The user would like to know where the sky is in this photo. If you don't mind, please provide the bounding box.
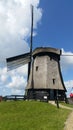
[0,0,73,97]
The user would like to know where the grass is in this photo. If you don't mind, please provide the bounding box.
[60,101,73,108]
[0,101,71,130]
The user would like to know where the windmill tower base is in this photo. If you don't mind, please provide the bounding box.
[26,89,67,102]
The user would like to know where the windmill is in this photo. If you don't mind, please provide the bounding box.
[6,5,67,104]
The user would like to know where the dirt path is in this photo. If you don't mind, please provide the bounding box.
[49,101,73,130]
[49,101,73,110]
[64,110,73,130]
[55,103,73,130]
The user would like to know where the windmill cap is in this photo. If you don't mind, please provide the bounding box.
[32,47,61,56]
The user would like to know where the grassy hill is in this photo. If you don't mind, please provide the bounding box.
[0,101,71,130]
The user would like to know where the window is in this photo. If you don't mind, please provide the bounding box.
[50,57,52,61]
[36,66,38,71]
[53,78,55,85]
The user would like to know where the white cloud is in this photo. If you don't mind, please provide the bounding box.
[64,80,73,97]
[60,48,73,97]
[11,89,23,95]
[0,67,7,75]
[0,65,28,96]
[8,76,26,89]
[0,0,42,96]
[64,80,73,89]
[61,48,73,71]
[0,0,42,59]
[1,75,7,82]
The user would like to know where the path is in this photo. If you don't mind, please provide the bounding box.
[64,110,73,130]
[49,101,73,110]
[49,101,73,130]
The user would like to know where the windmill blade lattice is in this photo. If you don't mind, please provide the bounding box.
[7,52,30,71]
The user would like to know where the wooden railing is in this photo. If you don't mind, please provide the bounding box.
[3,95,27,101]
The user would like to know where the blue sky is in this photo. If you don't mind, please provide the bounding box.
[34,0,73,51]
[0,0,73,97]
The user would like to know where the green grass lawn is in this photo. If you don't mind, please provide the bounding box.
[0,101,71,130]
[60,101,73,108]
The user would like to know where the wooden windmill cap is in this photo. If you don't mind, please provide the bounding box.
[32,47,61,56]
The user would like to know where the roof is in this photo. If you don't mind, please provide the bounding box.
[33,47,61,56]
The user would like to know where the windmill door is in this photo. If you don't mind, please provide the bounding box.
[50,89,54,100]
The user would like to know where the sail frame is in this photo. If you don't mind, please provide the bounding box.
[6,52,31,70]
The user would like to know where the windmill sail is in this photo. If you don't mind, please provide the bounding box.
[28,5,33,80]
[7,52,30,70]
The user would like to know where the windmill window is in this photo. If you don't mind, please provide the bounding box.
[53,79,55,84]
[36,66,38,71]
[50,57,52,61]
